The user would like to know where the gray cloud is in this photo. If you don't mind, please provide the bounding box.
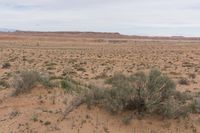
[0,0,200,36]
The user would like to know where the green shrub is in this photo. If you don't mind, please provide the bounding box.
[39,74,54,88]
[60,77,82,94]
[61,80,74,92]
[83,69,193,118]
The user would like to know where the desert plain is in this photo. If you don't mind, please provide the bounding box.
[0,32,200,133]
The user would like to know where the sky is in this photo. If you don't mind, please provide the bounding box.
[1,0,200,36]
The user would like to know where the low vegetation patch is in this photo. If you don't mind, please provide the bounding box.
[10,70,53,96]
[10,69,83,96]
[60,76,87,94]
[82,69,199,121]
[85,69,175,116]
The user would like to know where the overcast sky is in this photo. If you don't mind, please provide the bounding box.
[1,0,200,36]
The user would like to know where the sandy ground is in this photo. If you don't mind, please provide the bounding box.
[1,32,200,132]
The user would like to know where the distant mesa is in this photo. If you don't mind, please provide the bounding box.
[0,29,200,40]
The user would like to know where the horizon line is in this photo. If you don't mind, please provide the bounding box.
[1,29,200,38]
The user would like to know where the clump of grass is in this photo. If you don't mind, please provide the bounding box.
[31,114,38,122]
[10,70,53,96]
[60,77,82,94]
[40,74,55,88]
[83,69,195,119]
[61,80,74,92]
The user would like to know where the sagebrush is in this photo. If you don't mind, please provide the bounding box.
[83,69,197,118]
[11,70,53,96]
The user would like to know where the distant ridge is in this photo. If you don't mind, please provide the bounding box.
[0,30,200,40]
[0,28,16,32]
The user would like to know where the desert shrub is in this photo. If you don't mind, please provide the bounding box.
[61,80,74,92]
[39,75,55,88]
[61,76,82,94]
[11,70,52,96]
[84,86,106,108]
[11,70,40,95]
[173,91,193,103]
[83,69,193,118]
[108,69,176,115]
[2,62,11,69]
[192,97,200,113]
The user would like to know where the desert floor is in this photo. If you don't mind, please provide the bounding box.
[0,32,200,133]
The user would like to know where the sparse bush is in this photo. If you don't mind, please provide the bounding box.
[2,62,11,69]
[83,69,193,118]
[61,80,74,92]
[11,70,40,95]
[31,114,38,122]
[84,86,106,108]
[40,74,55,88]
[192,97,200,113]
[61,77,82,94]
[11,70,53,96]
[173,91,192,103]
